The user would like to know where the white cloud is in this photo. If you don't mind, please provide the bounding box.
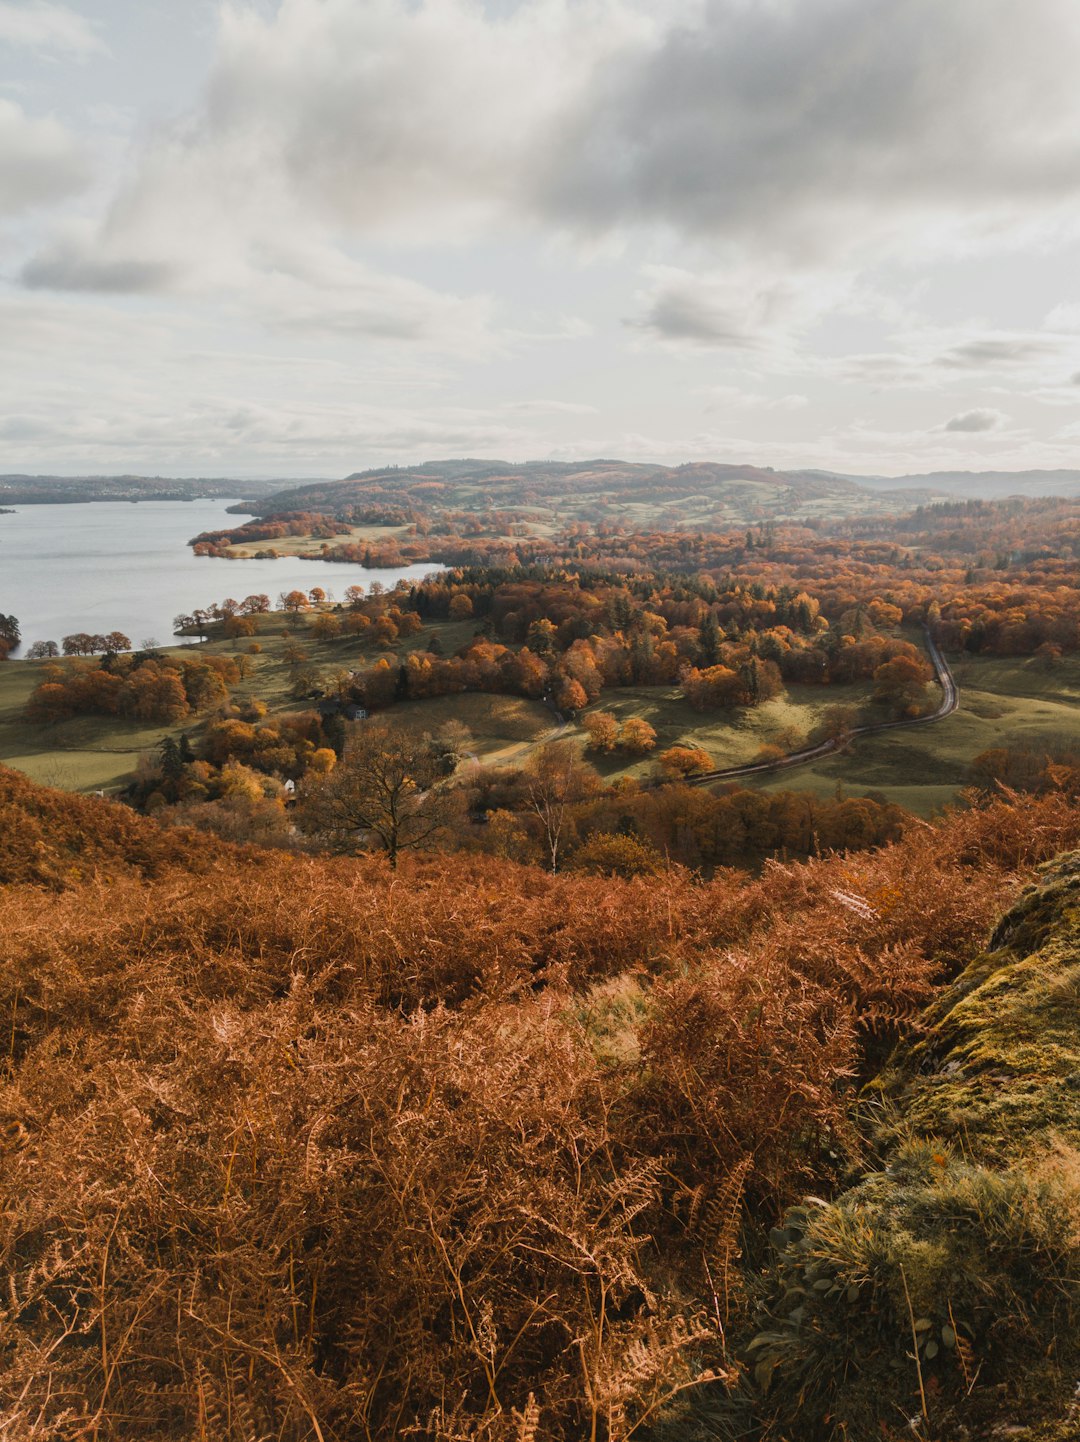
[700,385,808,412]
[0,97,88,216]
[943,408,1007,433]
[0,287,527,472]
[22,0,1080,378]
[204,0,1080,264]
[508,399,598,415]
[11,0,1080,475]
[1046,301,1080,331]
[22,209,501,355]
[36,0,1080,305]
[0,392,538,469]
[826,323,1080,395]
[0,2,105,57]
[198,0,662,239]
[17,0,663,312]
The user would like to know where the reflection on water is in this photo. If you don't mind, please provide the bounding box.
[0,500,441,649]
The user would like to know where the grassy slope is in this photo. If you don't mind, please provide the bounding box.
[221,521,410,557]
[388,691,554,763]
[567,681,872,778]
[0,614,485,793]
[561,652,1080,818]
[4,639,1078,813]
[752,651,1080,816]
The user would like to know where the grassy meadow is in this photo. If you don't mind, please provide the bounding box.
[560,651,1080,816]
[754,651,1080,814]
[0,611,485,794]
[221,521,412,557]
[2,622,1078,818]
[566,681,869,775]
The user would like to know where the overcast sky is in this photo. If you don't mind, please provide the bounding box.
[5,0,1080,478]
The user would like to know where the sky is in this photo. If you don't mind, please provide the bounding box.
[4,0,1080,479]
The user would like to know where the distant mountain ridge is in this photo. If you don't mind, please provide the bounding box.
[0,475,287,504]
[841,467,1080,497]
[6,461,1078,518]
[234,457,1080,528]
[231,457,886,525]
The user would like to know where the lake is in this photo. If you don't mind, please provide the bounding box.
[0,500,442,649]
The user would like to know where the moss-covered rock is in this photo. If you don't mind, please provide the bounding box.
[736,852,1080,1441]
[871,851,1080,1161]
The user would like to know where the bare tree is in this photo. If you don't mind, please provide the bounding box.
[523,739,599,872]
[296,720,457,866]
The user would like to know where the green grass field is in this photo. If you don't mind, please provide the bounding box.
[223,521,411,557]
[0,611,482,794]
[390,692,555,764]
[561,651,1080,817]
[3,634,1078,817]
[751,651,1080,816]
[565,681,872,781]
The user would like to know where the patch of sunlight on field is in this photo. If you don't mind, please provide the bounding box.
[567,681,874,782]
[4,750,145,792]
[753,653,1080,817]
[392,693,555,762]
[225,523,410,557]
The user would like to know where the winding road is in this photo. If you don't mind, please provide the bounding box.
[688,627,959,787]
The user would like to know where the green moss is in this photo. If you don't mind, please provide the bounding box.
[873,854,1080,1161]
[697,852,1080,1442]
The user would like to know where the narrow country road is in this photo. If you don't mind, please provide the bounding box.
[688,627,959,787]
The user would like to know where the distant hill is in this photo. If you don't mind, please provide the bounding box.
[8,461,1075,520]
[234,457,929,527]
[0,474,280,504]
[838,467,1080,498]
[245,456,1080,528]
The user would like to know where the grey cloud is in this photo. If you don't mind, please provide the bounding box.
[21,247,178,293]
[1072,371,1080,385]
[25,0,1080,321]
[936,338,1059,369]
[633,292,758,348]
[628,267,796,348]
[48,0,1080,269]
[0,99,89,215]
[833,353,923,386]
[543,0,1080,252]
[944,408,1006,432]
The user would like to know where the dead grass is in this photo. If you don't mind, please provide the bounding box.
[3,769,1080,1437]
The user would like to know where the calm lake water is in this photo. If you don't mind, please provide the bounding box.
[0,500,441,649]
